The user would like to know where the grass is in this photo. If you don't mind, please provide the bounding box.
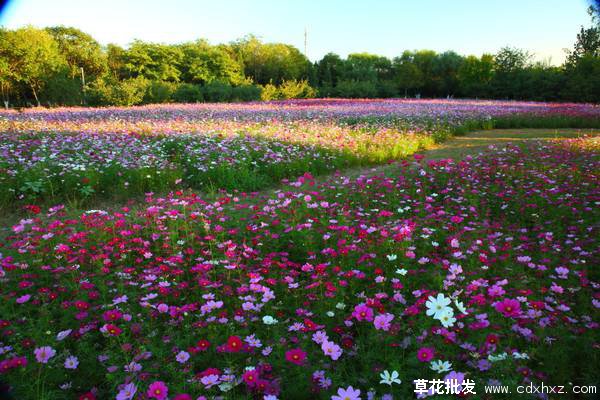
[422,128,599,160]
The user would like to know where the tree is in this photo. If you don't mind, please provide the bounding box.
[121,40,183,82]
[45,26,107,81]
[179,40,244,85]
[316,52,344,88]
[228,36,310,84]
[492,47,531,99]
[393,52,424,97]
[0,26,66,106]
[457,54,494,98]
[434,51,464,96]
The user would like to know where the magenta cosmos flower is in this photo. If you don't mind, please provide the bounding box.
[285,348,307,365]
[331,385,361,400]
[494,298,522,318]
[417,347,435,362]
[147,381,168,400]
[34,346,56,364]
[352,303,374,322]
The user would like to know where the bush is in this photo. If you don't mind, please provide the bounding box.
[377,80,398,98]
[335,80,378,98]
[231,84,262,101]
[87,77,149,106]
[260,83,280,101]
[278,79,316,99]
[40,72,82,106]
[202,81,233,102]
[143,81,176,104]
[172,83,203,103]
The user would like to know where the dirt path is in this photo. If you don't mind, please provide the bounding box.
[421,128,598,161]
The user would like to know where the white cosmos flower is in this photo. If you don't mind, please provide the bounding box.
[426,293,452,319]
[454,299,468,315]
[262,315,278,325]
[386,254,398,261]
[395,268,408,276]
[439,309,456,328]
[379,370,402,385]
[430,360,452,373]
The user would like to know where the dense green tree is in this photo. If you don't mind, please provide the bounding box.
[0,26,66,105]
[229,36,310,84]
[120,41,183,82]
[392,52,424,97]
[179,41,244,85]
[457,54,494,98]
[45,26,107,81]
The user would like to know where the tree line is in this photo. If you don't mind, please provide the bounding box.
[1,6,598,107]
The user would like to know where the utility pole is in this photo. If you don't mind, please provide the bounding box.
[80,67,86,105]
[304,27,307,58]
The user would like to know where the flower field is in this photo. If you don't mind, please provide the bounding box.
[1,99,599,211]
[0,100,599,399]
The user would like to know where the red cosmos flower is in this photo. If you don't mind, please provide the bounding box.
[285,348,307,365]
[196,339,211,351]
[486,334,499,346]
[226,335,243,352]
[78,393,96,400]
[242,369,259,387]
[24,205,41,214]
[104,324,122,336]
[102,309,122,321]
[196,367,221,379]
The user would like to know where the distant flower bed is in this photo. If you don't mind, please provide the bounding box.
[1,99,599,209]
[1,137,598,399]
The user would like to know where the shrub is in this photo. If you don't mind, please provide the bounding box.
[202,81,233,102]
[143,80,176,104]
[231,84,262,101]
[172,83,203,103]
[260,83,280,101]
[335,80,378,98]
[278,79,316,99]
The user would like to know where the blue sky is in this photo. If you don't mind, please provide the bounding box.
[0,0,595,64]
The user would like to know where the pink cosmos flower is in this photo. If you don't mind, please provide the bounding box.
[417,347,434,362]
[16,294,31,304]
[147,381,168,400]
[331,385,361,400]
[321,340,343,360]
[34,346,56,364]
[373,313,394,331]
[352,303,374,322]
[494,298,522,318]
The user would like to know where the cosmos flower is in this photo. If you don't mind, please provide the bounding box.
[331,385,361,400]
[417,347,435,362]
[285,348,307,365]
[426,293,452,319]
[379,370,402,385]
[34,346,56,364]
[147,381,168,400]
[430,360,452,374]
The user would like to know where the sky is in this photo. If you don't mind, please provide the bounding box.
[0,0,595,64]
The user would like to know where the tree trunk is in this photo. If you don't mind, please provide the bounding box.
[31,85,40,107]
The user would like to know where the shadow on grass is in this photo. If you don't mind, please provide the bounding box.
[423,128,599,161]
